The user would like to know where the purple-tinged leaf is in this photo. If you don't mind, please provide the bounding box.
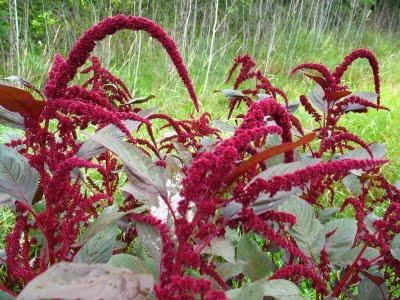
[324,218,357,258]
[342,92,378,112]
[0,106,25,130]
[91,134,167,202]
[73,224,117,264]
[390,233,400,261]
[135,222,162,269]
[108,254,151,274]
[0,145,38,206]
[222,89,246,98]
[280,196,325,259]
[17,262,153,300]
[309,85,328,112]
[237,234,274,280]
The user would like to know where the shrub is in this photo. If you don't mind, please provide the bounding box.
[0,15,398,300]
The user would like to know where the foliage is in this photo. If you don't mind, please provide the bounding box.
[0,15,398,300]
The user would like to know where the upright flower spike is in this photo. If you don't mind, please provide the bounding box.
[44,15,199,111]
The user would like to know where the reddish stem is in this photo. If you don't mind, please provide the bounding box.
[331,243,368,297]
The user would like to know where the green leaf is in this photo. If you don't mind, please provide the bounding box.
[226,278,302,300]
[211,119,236,132]
[354,276,388,300]
[324,218,357,258]
[202,237,235,263]
[108,254,151,274]
[317,207,340,224]
[330,246,379,267]
[390,233,400,261]
[226,282,264,300]
[365,213,379,235]
[343,174,362,195]
[215,262,244,281]
[0,145,38,206]
[91,133,167,202]
[17,262,153,300]
[76,119,142,160]
[76,205,126,246]
[222,89,246,98]
[248,192,302,219]
[237,235,274,280]
[280,196,325,259]
[0,290,15,300]
[136,222,162,270]
[73,224,117,264]
[260,279,303,299]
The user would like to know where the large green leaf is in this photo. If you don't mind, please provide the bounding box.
[17,262,153,300]
[237,235,274,280]
[108,254,151,274]
[390,233,400,261]
[317,207,340,224]
[226,282,264,300]
[0,145,38,206]
[74,224,117,264]
[215,262,244,281]
[353,276,388,300]
[202,237,235,263]
[324,218,357,258]
[330,246,379,267]
[280,196,325,259]
[226,278,302,300]
[136,222,162,270]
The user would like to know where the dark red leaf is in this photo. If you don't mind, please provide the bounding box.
[32,186,43,205]
[223,132,316,186]
[361,271,385,286]
[304,73,327,88]
[0,84,45,118]
[327,90,352,101]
